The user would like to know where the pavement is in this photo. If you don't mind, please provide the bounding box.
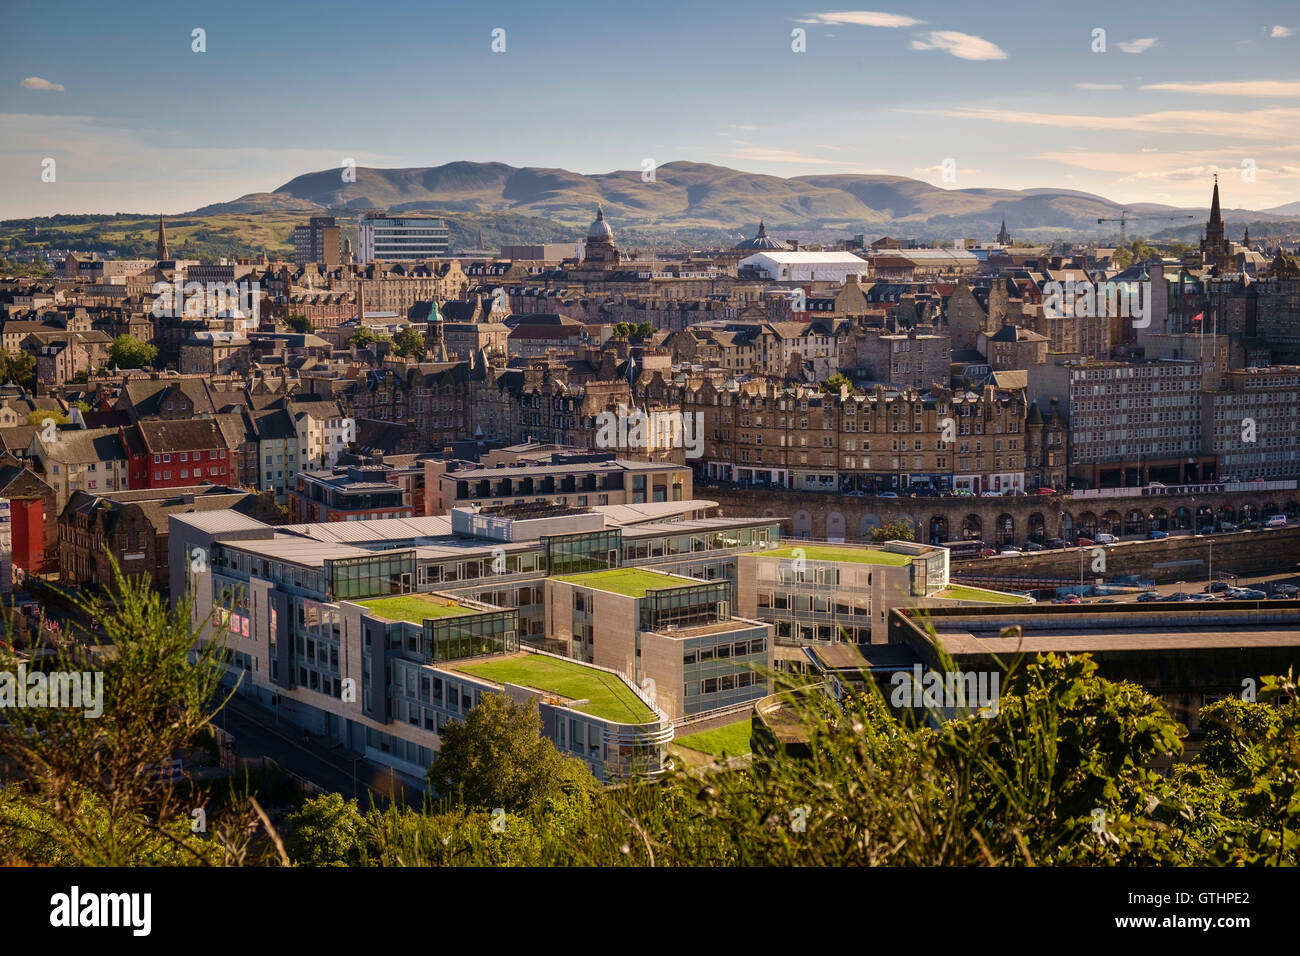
[212,694,422,808]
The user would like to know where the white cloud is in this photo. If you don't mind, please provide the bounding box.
[730,145,860,166]
[1142,80,1300,97]
[1117,37,1158,54]
[909,30,1007,60]
[21,76,65,92]
[1271,25,1293,38]
[1075,82,1123,90]
[926,105,1300,139]
[798,11,922,27]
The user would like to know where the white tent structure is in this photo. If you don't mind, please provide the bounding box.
[737,251,870,283]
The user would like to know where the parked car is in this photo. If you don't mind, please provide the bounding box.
[1094,533,1118,545]
[1251,477,1267,483]
[1235,588,1267,600]
[1035,487,1057,495]
[1137,591,1162,602]
[1075,536,1095,547]
[1053,594,1082,605]
[878,491,898,498]
[1165,592,1192,602]
[1188,592,1218,601]
[1024,541,1044,552]
[999,549,1024,557]
[1045,537,1065,549]
[980,547,997,557]
[1205,581,1231,593]
[1147,529,1168,539]
[1266,514,1288,528]
[1273,583,1299,595]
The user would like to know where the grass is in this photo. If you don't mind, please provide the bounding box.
[756,545,912,567]
[453,655,656,724]
[355,595,476,623]
[675,719,753,758]
[938,586,1030,605]
[556,568,689,597]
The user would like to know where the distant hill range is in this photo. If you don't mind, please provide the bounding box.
[193,160,1298,243]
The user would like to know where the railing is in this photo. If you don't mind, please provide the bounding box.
[1071,479,1296,500]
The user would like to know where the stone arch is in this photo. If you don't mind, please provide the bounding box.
[929,515,949,544]
[1100,510,1122,535]
[1240,503,1258,525]
[1124,509,1145,536]
[826,511,846,543]
[1077,511,1098,538]
[1217,504,1235,528]
[1149,507,1169,531]
[1027,512,1045,543]
[859,513,881,541]
[792,509,812,539]
[890,514,918,539]
[1172,506,1190,530]
[1285,500,1300,518]
[1195,504,1214,530]
[995,513,1015,546]
[1060,512,1074,541]
[961,514,982,540]
[1261,502,1279,518]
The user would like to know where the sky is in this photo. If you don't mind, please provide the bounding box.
[1,0,1298,218]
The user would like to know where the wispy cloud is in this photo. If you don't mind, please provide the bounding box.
[21,76,64,92]
[729,145,860,166]
[924,106,1299,139]
[909,30,1007,60]
[1075,82,1123,90]
[914,163,983,175]
[797,10,922,27]
[1142,80,1300,97]
[1271,25,1293,38]
[1035,145,1300,183]
[1117,37,1158,54]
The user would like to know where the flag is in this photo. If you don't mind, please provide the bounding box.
[1191,312,1203,323]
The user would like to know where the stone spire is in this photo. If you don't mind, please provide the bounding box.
[155,215,169,261]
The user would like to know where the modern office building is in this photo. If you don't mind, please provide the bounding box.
[289,466,413,523]
[292,216,342,266]
[357,213,450,263]
[170,500,782,785]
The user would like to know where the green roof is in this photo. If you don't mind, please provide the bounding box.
[937,585,1031,605]
[356,595,477,623]
[452,654,656,723]
[555,567,690,598]
[755,545,912,567]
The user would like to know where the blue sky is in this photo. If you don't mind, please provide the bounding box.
[2,0,1297,217]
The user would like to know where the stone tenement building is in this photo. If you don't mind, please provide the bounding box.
[343,360,474,455]
[677,378,1055,494]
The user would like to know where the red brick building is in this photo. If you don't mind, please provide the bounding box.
[121,419,233,490]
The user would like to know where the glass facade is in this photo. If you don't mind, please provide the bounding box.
[327,551,416,600]
[681,625,769,715]
[545,529,622,576]
[640,580,732,631]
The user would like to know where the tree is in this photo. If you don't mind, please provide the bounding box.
[108,334,157,370]
[345,327,390,350]
[284,313,314,334]
[821,373,857,395]
[428,692,596,813]
[0,350,36,389]
[871,519,915,543]
[285,793,365,866]
[26,408,69,426]
[391,326,427,358]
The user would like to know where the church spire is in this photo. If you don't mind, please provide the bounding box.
[155,215,169,261]
[1209,173,1222,225]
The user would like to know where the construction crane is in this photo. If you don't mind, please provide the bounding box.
[1097,211,1196,246]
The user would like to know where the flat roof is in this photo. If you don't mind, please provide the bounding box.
[450,653,655,723]
[556,567,698,597]
[353,594,478,623]
[930,624,1300,655]
[754,545,913,567]
[451,458,685,480]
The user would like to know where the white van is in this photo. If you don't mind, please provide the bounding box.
[1094,532,1118,545]
[1266,514,1288,528]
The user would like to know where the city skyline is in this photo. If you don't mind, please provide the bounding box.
[2,0,1298,217]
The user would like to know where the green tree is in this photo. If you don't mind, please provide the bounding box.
[0,350,36,389]
[391,326,427,358]
[284,313,314,334]
[428,692,597,813]
[108,334,158,369]
[821,373,857,395]
[26,408,69,426]
[871,519,915,543]
[345,327,390,349]
[285,793,366,866]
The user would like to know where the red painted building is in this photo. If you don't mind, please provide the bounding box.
[121,420,233,490]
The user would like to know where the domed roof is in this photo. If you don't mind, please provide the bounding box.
[587,204,614,241]
[734,220,791,251]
